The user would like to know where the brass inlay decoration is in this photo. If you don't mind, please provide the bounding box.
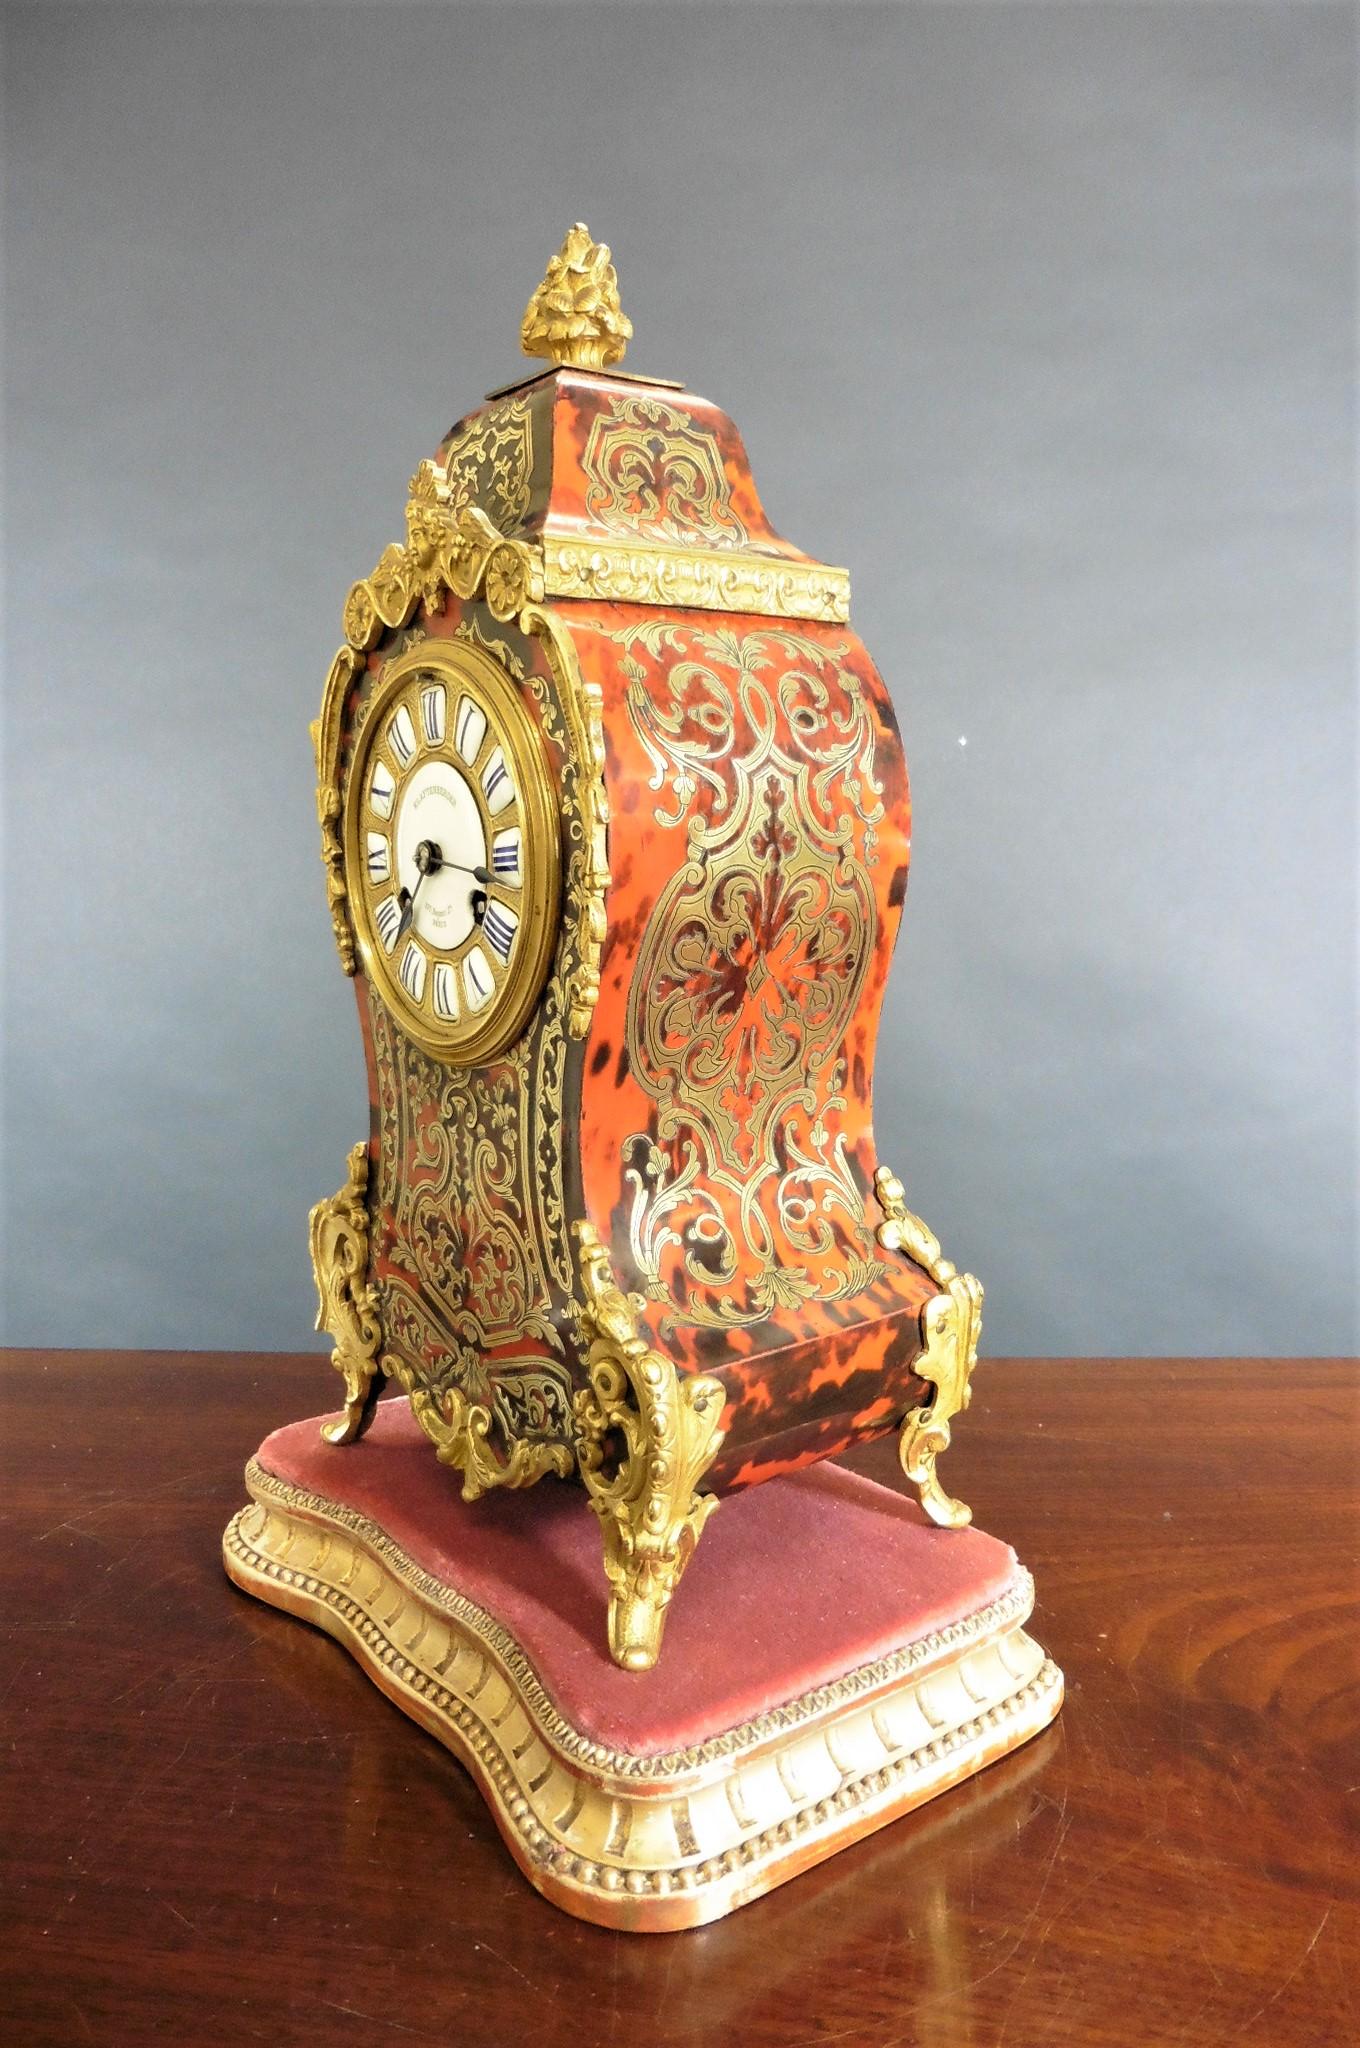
[542,535,850,623]
[332,608,587,1495]
[521,222,633,372]
[521,605,610,1038]
[617,622,889,1333]
[571,1223,727,1671]
[581,392,748,551]
[368,978,577,1493]
[874,1166,984,1528]
[225,1467,1062,1930]
[443,394,534,531]
[309,1142,383,1444]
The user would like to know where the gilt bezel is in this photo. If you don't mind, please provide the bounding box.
[343,638,560,1064]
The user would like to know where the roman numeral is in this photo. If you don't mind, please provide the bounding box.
[420,684,446,746]
[388,705,417,770]
[370,762,395,819]
[399,942,426,1001]
[455,695,486,764]
[366,834,390,883]
[483,900,518,963]
[432,962,459,1021]
[374,895,402,952]
[481,747,515,815]
[491,829,521,885]
[463,947,494,1011]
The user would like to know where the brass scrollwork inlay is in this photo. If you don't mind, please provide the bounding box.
[874,1166,983,1528]
[521,606,610,1039]
[572,1223,727,1670]
[442,395,534,531]
[369,968,578,1489]
[309,1143,383,1444]
[617,620,889,1332]
[581,392,748,551]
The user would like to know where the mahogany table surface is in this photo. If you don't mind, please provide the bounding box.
[2,1351,1354,2048]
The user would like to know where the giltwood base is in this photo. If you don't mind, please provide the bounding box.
[223,1457,1062,1932]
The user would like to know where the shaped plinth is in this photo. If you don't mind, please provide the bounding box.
[224,1399,1062,1931]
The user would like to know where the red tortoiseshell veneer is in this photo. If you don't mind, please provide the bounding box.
[563,599,936,1494]
[341,360,945,1502]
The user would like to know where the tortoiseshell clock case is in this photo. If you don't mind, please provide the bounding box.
[309,227,984,1670]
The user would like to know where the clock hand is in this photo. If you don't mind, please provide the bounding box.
[394,875,424,943]
[395,838,440,941]
[395,843,492,941]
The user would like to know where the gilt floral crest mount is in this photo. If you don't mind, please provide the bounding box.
[306,224,985,1671]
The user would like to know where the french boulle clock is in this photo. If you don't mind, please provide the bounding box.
[309,225,984,1670]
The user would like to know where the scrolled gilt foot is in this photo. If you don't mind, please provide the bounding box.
[900,1273,983,1527]
[320,1373,384,1448]
[572,1223,727,1671]
[310,1143,384,1446]
[873,1165,983,1530]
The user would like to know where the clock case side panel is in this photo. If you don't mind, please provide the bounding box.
[337,601,590,1496]
[553,602,937,1497]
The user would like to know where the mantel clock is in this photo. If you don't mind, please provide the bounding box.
[308,225,985,1672]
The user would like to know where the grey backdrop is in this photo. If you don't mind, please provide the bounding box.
[5,1,1356,1356]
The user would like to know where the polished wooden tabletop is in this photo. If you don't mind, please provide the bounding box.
[2,1351,1354,2046]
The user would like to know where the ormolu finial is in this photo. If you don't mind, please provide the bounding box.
[521,223,633,372]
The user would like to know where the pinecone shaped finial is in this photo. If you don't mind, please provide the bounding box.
[521,223,633,372]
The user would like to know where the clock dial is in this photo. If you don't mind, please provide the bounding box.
[393,759,485,953]
[343,640,560,1063]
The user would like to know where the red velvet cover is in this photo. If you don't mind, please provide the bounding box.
[257,1399,1021,1757]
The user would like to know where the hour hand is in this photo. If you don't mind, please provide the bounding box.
[395,839,439,940]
